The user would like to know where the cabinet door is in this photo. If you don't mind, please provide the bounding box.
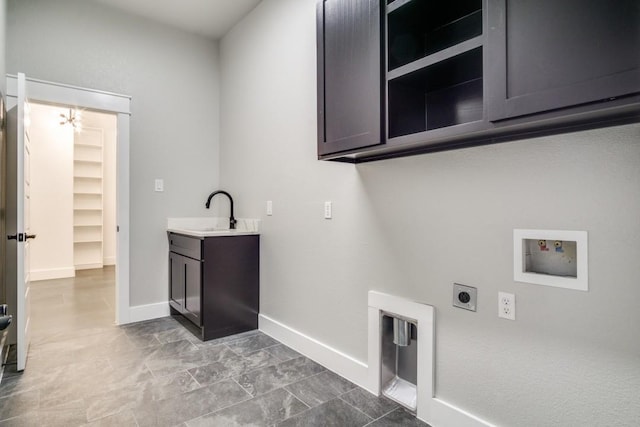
[487,0,640,121]
[317,0,383,156]
[183,256,202,326]
[169,252,184,312]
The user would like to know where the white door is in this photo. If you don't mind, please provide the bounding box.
[6,73,34,371]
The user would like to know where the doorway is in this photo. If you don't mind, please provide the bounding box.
[6,74,131,342]
[28,102,117,338]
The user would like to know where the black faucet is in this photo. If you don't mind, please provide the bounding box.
[205,190,237,230]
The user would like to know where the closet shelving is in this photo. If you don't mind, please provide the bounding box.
[73,129,104,270]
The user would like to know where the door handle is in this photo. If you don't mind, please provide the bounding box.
[6,233,36,241]
[0,304,11,331]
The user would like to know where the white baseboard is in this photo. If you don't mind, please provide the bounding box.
[75,263,103,271]
[30,267,75,281]
[258,313,494,427]
[431,398,495,427]
[259,314,370,391]
[128,302,170,323]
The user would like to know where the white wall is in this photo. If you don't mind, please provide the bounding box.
[219,1,640,426]
[7,0,221,306]
[29,103,75,281]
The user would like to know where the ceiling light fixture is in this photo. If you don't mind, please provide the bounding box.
[60,108,82,131]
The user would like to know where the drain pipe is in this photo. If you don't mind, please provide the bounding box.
[393,317,411,347]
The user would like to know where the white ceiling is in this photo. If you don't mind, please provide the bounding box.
[90,0,262,40]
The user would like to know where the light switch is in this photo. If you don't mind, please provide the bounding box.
[154,179,164,192]
[324,201,332,219]
[266,200,273,216]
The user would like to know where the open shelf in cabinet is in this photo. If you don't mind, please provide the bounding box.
[74,225,103,243]
[74,161,102,178]
[74,177,103,194]
[74,193,102,209]
[387,0,482,71]
[74,210,103,226]
[388,46,483,138]
[74,145,102,161]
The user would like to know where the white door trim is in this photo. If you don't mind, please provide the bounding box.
[7,74,132,325]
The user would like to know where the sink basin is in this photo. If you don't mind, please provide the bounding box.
[168,227,237,237]
[167,217,260,237]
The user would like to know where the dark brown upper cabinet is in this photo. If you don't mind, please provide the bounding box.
[486,0,640,122]
[316,0,385,156]
[317,0,640,162]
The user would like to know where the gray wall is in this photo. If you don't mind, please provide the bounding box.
[219,0,640,425]
[0,0,5,96]
[7,0,221,306]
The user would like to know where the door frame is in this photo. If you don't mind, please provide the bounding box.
[7,74,132,325]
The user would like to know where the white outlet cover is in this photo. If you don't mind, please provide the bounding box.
[498,291,515,320]
[154,179,164,192]
[266,200,273,216]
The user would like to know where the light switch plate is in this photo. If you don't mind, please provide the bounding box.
[266,200,273,216]
[324,201,332,219]
[453,283,477,312]
[154,179,164,192]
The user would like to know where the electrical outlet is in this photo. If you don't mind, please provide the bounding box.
[453,283,477,311]
[498,292,515,320]
[154,179,164,192]
[266,201,273,216]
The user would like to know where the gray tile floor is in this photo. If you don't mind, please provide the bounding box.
[0,268,428,426]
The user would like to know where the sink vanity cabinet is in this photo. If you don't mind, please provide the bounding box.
[169,234,203,326]
[317,0,640,162]
[168,232,259,341]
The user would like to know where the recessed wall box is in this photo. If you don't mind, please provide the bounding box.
[514,229,588,291]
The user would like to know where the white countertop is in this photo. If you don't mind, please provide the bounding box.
[167,217,260,238]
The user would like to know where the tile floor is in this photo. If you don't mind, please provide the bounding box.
[0,268,428,426]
